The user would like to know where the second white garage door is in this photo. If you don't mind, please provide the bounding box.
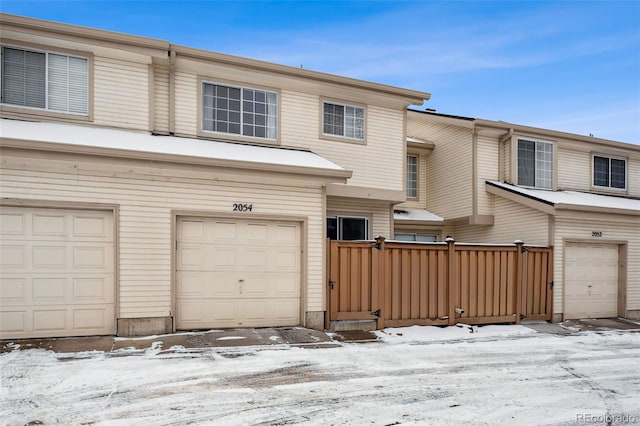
[564,243,619,319]
[176,217,301,329]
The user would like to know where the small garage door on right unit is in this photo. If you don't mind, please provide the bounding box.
[564,243,619,319]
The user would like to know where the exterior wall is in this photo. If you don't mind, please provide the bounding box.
[556,147,590,191]
[93,56,150,130]
[0,149,327,318]
[173,71,198,136]
[281,91,405,191]
[454,197,549,246]
[327,197,392,239]
[0,25,162,132]
[152,65,170,133]
[553,214,640,316]
[407,116,473,219]
[170,71,407,194]
[476,135,499,216]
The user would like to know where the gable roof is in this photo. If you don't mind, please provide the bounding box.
[486,181,640,216]
[0,118,352,181]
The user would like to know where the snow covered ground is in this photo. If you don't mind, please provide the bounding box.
[1,324,639,425]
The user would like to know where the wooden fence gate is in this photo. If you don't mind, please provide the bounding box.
[326,237,553,329]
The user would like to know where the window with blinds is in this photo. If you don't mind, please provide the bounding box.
[517,138,553,189]
[323,101,365,140]
[1,46,88,115]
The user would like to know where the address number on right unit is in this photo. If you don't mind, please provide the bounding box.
[591,231,603,237]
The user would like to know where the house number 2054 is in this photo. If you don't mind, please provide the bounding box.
[233,203,253,212]
[592,231,603,237]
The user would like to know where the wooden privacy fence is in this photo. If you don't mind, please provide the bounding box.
[326,237,553,329]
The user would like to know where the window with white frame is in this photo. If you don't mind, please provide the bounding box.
[326,215,369,240]
[202,82,277,139]
[323,101,364,140]
[1,46,88,115]
[593,155,626,189]
[407,155,418,198]
[517,138,553,189]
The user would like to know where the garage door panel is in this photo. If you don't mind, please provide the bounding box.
[213,221,240,240]
[275,224,299,244]
[177,272,237,297]
[176,217,301,330]
[0,278,26,301]
[565,243,618,319]
[271,299,301,321]
[0,213,24,235]
[0,207,115,339]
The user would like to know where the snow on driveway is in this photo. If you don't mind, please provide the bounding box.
[1,325,639,425]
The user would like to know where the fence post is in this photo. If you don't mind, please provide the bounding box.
[374,235,386,330]
[514,240,524,325]
[446,237,456,326]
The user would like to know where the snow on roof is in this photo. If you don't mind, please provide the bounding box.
[0,118,347,173]
[487,181,640,214]
[394,208,444,222]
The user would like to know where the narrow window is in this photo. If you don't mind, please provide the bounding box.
[517,139,553,189]
[407,155,418,198]
[323,101,364,140]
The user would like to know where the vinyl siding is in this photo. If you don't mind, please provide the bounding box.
[327,197,392,239]
[419,124,472,219]
[477,135,499,215]
[93,57,149,130]
[281,90,404,191]
[453,197,549,245]
[1,150,327,317]
[173,71,198,136]
[153,66,170,133]
[553,215,640,314]
[557,147,590,191]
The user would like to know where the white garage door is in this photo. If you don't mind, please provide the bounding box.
[564,243,618,319]
[0,207,115,339]
[176,217,301,329]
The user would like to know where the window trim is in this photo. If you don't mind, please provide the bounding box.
[591,153,628,192]
[197,77,281,144]
[515,137,555,190]
[326,214,370,240]
[319,98,367,145]
[0,40,93,122]
[406,154,418,199]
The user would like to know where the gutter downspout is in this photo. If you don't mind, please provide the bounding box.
[169,48,176,135]
[472,126,478,217]
[498,128,513,182]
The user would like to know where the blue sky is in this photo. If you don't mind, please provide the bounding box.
[2,0,639,143]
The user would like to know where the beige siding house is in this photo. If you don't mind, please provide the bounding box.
[402,109,640,322]
[0,14,429,339]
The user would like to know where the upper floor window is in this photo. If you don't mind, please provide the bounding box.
[1,46,88,115]
[202,82,277,140]
[517,138,553,189]
[407,155,418,198]
[323,101,364,140]
[593,155,626,190]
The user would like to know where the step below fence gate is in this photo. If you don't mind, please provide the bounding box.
[325,237,553,330]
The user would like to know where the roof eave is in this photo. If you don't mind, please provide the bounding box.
[0,138,352,182]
